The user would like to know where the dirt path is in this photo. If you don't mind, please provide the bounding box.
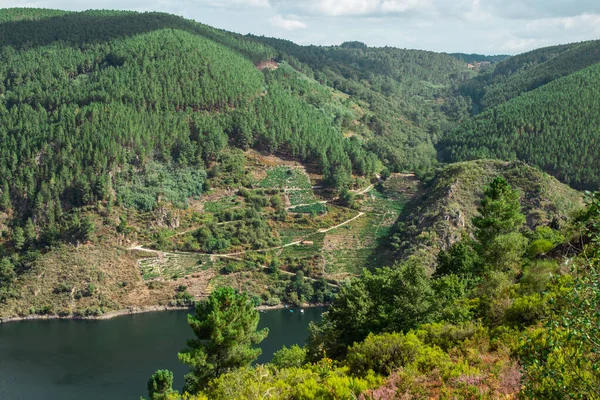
[130,186,367,267]
[130,209,366,257]
[318,212,365,233]
[129,245,168,254]
[353,184,374,195]
[130,239,305,258]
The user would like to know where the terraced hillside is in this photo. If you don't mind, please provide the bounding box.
[0,8,596,321]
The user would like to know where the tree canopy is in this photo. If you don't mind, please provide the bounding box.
[178,287,268,393]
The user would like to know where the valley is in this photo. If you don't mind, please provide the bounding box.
[0,7,599,399]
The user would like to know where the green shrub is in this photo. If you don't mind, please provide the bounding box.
[271,345,307,369]
[416,322,487,352]
[527,239,556,258]
[346,332,424,377]
[504,294,546,328]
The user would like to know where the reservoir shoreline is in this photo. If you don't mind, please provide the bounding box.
[0,306,327,399]
[0,302,329,324]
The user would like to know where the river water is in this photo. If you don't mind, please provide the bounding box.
[0,306,326,400]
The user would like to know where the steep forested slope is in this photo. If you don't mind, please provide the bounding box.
[0,8,479,317]
[439,64,600,190]
[462,40,600,111]
[0,9,383,240]
[251,36,476,170]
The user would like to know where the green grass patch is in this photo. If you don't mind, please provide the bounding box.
[259,167,311,189]
[278,227,313,245]
[203,196,242,213]
[287,189,317,206]
[280,233,325,258]
[289,203,326,214]
[324,249,374,275]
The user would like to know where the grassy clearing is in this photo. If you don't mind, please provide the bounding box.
[259,167,311,189]
[139,253,213,281]
[277,226,314,245]
[324,249,373,275]
[280,232,325,259]
[287,189,317,206]
[203,196,243,213]
[289,203,327,214]
[364,189,407,214]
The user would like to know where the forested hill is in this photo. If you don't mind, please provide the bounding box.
[0,8,478,242]
[440,61,600,190]
[461,39,600,111]
[250,36,475,146]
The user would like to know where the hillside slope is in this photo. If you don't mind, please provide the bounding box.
[389,160,583,267]
[462,40,600,111]
[439,63,600,190]
[0,8,591,320]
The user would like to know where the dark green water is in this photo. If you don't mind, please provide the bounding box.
[0,307,326,400]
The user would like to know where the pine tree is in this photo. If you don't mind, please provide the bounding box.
[147,369,176,400]
[13,227,25,252]
[24,218,36,247]
[0,183,10,212]
[473,177,527,272]
[473,177,525,247]
[178,287,268,393]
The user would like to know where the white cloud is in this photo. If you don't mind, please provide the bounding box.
[311,0,379,16]
[197,0,271,8]
[525,13,600,33]
[380,0,432,13]
[234,0,270,7]
[272,0,432,17]
[480,0,600,20]
[270,14,307,30]
[500,38,543,52]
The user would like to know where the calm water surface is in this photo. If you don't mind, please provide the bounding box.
[0,306,326,400]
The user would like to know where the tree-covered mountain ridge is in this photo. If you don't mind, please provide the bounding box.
[0,6,595,318]
[2,8,600,400]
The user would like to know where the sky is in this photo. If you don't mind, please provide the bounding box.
[3,0,600,54]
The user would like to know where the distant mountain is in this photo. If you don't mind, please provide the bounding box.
[461,40,600,111]
[449,53,510,64]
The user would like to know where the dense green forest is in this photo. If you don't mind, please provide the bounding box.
[460,40,600,111]
[0,9,372,248]
[251,36,475,153]
[440,63,600,189]
[1,8,600,399]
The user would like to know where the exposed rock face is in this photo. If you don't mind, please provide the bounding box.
[390,160,584,269]
[151,207,180,229]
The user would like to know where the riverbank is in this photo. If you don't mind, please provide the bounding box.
[256,302,330,312]
[0,302,330,324]
[0,305,192,324]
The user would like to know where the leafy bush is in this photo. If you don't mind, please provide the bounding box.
[504,294,547,328]
[271,345,307,369]
[346,332,437,377]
